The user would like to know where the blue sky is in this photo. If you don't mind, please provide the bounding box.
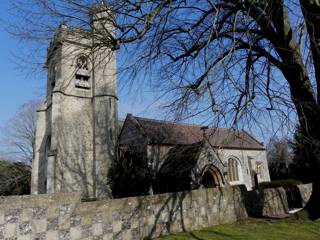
[0,1,44,128]
[0,0,291,149]
[0,0,162,159]
[0,1,161,133]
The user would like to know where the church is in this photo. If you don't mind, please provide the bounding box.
[31,8,270,199]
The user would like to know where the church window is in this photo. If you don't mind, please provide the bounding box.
[49,64,57,88]
[256,161,263,178]
[228,158,240,182]
[75,55,90,89]
[77,56,89,70]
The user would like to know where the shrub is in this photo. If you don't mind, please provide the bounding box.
[108,147,152,198]
[0,160,31,195]
[258,179,303,189]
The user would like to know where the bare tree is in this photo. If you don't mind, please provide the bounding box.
[7,0,320,218]
[1,100,39,164]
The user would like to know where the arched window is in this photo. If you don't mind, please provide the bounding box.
[256,161,264,180]
[228,158,240,182]
[76,56,89,70]
[75,55,90,89]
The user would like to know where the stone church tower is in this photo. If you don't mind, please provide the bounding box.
[31,9,117,199]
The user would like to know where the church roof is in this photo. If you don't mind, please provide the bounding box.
[158,143,203,176]
[123,115,264,150]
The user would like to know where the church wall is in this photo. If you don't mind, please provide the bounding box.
[47,38,96,197]
[51,92,94,197]
[92,48,117,198]
[216,148,270,190]
[144,144,269,191]
[194,144,225,185]
[31,103,50,195]
[0,184,312,240]
[248,149,270,182]
[33,22,118,198]
[56,41,92,98]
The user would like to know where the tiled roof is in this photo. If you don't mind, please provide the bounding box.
[159,143,203,176]
[132,116,264,150]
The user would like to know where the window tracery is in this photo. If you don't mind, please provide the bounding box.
[75,55,90,89]
[227,157,240,182]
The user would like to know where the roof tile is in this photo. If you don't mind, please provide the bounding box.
[133,116,264,150]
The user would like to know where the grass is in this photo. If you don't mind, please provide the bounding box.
[154,211,320,240]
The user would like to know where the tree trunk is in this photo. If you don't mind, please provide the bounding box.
[282,63,320,219]
[306,180,320,220]
[296,105,320,220]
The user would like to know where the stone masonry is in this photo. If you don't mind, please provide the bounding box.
[0,184,312,240]
[31,8,117,199]
[31,6,271,200]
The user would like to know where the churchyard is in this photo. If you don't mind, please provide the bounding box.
[156,212,320,240]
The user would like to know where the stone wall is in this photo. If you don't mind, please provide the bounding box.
[245,187,289,217]
[0,184,312,240]
[297,184,313,207]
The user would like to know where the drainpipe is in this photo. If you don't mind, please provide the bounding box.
[91,31,97,199]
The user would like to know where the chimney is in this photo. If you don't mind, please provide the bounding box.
[201,126,209,140]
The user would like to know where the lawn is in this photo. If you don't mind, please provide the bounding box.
[155,212,320,240]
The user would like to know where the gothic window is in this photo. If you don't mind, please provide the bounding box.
[256,161,263,178]
[75,55,90,89]
[228,157,240,182]
[77,55,89,70]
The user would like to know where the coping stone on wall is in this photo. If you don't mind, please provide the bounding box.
[0,184,313,240]
[244,187,289,218]
[296,183,313,207]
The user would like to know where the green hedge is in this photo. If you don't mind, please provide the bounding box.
[258,179,303,189]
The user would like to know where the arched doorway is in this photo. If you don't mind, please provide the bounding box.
[201,165,224,188]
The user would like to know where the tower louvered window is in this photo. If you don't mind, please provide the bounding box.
[75,56,90,89]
